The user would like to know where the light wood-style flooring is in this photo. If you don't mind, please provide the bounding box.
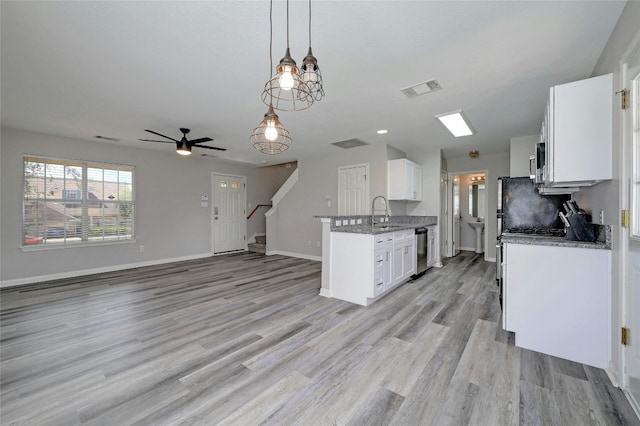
[1,251,638,425]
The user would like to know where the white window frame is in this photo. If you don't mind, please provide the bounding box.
[633,74,640,239]
[22,155,136,249]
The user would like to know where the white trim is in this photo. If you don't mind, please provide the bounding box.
[319,288,332,298]
[619,28,640,414]
[267,168,299,217]
[265,250,322,262]
[458,246,477,252]
[0,252,212,288]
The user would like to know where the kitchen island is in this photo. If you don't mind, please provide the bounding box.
[316,215,438,306]
[501,227,611,368]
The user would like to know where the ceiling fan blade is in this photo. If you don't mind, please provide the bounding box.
[144,129,179,143]
[139,139,174,144]
[189,137,213,144]
[193,144,226,152]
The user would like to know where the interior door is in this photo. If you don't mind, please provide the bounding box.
[623,37,640,414]
[440,171,448,259]
[212,174,246,254]
[449,174,461,256]
[338,164,369,215]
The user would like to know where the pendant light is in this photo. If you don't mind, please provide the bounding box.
[300,0,324,101]
[261,0,313,111]
[252,0,292,155]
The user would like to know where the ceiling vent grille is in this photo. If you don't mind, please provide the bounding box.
[331,138,369,149]
[401,79,442,98]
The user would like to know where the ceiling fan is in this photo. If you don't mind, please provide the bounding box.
[139,128,226,156]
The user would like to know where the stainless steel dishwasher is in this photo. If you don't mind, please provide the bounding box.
[414,227,428,277]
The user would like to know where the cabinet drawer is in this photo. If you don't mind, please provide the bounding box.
[372,271,385,297]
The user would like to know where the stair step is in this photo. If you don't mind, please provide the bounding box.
[255,235,266,244]
[248,243,266,254]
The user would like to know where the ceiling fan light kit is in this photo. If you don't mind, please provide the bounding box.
[139,128,226,155]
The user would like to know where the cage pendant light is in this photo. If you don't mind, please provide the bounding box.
[252,0,292,155]
[261,0,313,111]
[301,0,324,101]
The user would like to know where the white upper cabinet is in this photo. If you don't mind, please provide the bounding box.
[388,159,422,201]
[544,73,612,186]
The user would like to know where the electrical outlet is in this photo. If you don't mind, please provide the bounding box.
[599,210,604,224]
[316,241,321,247]
[139,245,145,252]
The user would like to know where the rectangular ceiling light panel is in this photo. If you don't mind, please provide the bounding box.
[434,110,475,137]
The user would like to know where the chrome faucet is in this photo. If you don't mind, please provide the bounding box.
[371,195,389,225]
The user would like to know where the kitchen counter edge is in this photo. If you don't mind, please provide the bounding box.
[501,234,611,250]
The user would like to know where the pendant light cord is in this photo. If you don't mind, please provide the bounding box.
[308,0,312,47]
[286,0,290,49]
[268,0,273,97]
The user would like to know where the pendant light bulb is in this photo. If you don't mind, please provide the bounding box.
[279,65,295,91]
[264,119,279,141]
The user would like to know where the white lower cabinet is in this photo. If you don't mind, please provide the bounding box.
[503,242,610,368]
[392,230,416,286]
[330,230,416,306]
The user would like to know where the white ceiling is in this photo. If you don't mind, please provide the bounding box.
[0,1,627,165]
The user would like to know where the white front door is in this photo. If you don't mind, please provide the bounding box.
[212,174,246,254]
[338,164,369,215]
[623,35,640,415]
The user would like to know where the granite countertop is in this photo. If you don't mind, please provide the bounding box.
[501,233,611,250]
[315,214,437,235]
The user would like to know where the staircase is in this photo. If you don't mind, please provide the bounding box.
[248,235,266,254]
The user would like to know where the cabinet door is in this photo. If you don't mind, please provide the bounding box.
[388,159,421,201]
[546,74,612,185]
[412,163,422,201]
[403,238,416,278]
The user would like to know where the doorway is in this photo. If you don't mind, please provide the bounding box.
[621,33,640,415]
[212,173,247,254]
[447,170,488,257]
[338,164,369,215]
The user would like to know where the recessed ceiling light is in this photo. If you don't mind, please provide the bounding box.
[434,110,475,137]
[377,129,388,135]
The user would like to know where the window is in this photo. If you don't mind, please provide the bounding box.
[23,156,135,247]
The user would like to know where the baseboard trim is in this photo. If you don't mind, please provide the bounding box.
[319,288,331,298]
[265,250,322,262]
[0,252,213,288]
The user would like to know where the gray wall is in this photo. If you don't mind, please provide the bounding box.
[574,1,640,379]
[510,135,537,177]
[0,127,282,285]
[271,143,390,259]
[447,151,510,260]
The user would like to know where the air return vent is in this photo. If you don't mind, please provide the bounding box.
[331,138,369,149]
[401,79,442,98]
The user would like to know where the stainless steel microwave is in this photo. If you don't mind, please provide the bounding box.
[529,142,545,184]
